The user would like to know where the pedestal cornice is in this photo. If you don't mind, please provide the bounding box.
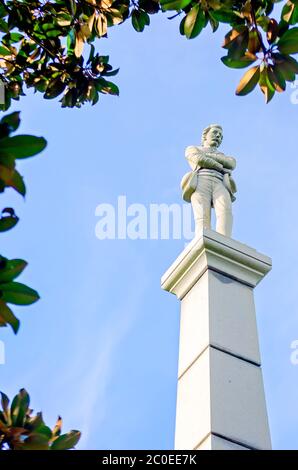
[161,229,272,299]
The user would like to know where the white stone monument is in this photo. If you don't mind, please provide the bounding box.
[161,126,271,450]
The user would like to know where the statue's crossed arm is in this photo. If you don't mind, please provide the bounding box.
[185,146,236,172]
[212,152,236,171]
[185,146,223,172]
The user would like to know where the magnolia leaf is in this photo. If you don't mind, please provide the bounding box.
[267,18,279,43]
[268,66,286,92]
[223,26,249,60]
[0,281,40,305]
[282,1,295,23]
[0,258,27,283]
[160,0,192,12]
[33,423,53,439]
[97,79,119,95]
[272,52,298,81]
[52,416,63,438]
[179,16,186,35]
[0,163,14,184]
[184,4,205,39]
[277,53,298,72]
[211,9,239,23]
[278,27,298,54]
[223,26,247,48]
[9,169,26,196]
[248,29,261,54]
[132,10,150,32]
[0,391,10,418]
[22,433,50,450]
[259,67,275,103]
[107,9,123,26]
[95,14,108,37]
[51,430,81,450]
[100,0,113,9]
[139,0,159,14]
[44,79,66,100]
[74,31,85,58]
[11,389,30,427]
[67,29,75,55]
[0,135,47,159]
[221,52,257,69]
[0,298,20,333]
[0,207,18,231]
[0,112,21,133]
[236,65,260,96]
[9,33,24,43]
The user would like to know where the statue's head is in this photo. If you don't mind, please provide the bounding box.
[201,124,223,148]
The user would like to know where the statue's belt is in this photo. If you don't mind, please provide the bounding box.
[197,168,224,180]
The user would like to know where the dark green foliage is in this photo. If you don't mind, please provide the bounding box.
[0,389,81,450]
[0,1,297,103]
[0,112,46,334]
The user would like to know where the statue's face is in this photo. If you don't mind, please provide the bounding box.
[205,127,222,148]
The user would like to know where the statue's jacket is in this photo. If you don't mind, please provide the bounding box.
[181,145,237,203]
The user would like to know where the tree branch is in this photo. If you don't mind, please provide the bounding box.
[250,0,267,56]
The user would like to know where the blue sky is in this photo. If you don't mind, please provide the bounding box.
[1,13,298,449]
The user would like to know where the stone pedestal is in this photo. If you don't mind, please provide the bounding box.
[161,229,272,450]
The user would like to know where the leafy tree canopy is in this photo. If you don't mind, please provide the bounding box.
[0,0,297,105]
[0,389,81,450]
[0,111,46,334]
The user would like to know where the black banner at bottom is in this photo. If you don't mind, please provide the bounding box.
[0,450,297,465]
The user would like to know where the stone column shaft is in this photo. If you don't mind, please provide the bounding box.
[161,229,272,450]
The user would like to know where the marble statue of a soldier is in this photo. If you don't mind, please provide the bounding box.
[181,124,237,238]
